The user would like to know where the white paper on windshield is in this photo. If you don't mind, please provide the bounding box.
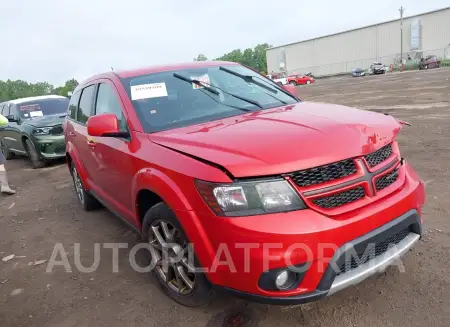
[30,111,44,117]
[130,83,168,100]
[191,74,210,89]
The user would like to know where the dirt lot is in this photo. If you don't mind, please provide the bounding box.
[1,68,450,327]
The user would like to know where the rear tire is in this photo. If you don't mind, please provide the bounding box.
[142,203,214,307]
[289,81,297,86]
[0,139,13,160]
[306,80,311,84]
[71,162,100,211]
[24,138,45,169]
[424,65,428,70]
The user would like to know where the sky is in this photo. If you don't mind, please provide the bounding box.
[1,0,449,86]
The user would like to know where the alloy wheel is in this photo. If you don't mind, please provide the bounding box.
[148,220,196,295]
[72,166,84,204]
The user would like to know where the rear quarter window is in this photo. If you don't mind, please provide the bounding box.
[68,90,81,120]
[77,85,96,124]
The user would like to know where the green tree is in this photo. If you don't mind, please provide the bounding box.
[0,78,79,102]
[194,54,208,61]
[214,43,271,72]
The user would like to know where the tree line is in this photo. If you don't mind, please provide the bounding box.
[194,43,271,74]
[1,43,271,102]
[0,79,79,102]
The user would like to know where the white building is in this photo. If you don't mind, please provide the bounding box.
[266,6,450,76]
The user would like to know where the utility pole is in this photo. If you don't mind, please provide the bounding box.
[399,6,405,64]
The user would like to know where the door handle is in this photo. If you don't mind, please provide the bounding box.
[87,140,96,148]
[69,132,76,137]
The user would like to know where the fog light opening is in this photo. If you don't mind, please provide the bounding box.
[275,270,296,290]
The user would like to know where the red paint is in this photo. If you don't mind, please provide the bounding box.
[65,61,425,299]
[287,74,315,85]
[87,114,119,137]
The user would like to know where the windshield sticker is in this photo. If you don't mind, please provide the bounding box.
[130,83,168,100]
[20,104,40,111]
[30,111,44,117]
[190,74,210,89]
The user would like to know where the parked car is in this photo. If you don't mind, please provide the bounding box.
[419,55,441,70]
[368,62,387,75]
[267,72,288,85]
[288,74,315,85]
[65,61,425,307]
[352,68,366,77]
[0,95,69,168]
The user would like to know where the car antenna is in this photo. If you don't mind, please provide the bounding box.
[111,66,114,71]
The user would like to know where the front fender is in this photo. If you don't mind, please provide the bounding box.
[132,168,194,213]
[132,168,217,270]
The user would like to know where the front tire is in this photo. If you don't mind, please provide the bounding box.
[24,138,45,169]
[306,80,311,85]
[289,81,297,86]
[142,203,214,307]
[71,162,100,211]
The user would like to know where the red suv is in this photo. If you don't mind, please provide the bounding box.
[64,61,425,307]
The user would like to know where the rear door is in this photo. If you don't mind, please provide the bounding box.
[5,104,26,153]
[0,103,24,153]
[69,84,98,188]
[88,80,135,221]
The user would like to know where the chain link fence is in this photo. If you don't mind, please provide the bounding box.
[288,46,450,77]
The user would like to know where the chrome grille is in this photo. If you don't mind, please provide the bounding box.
[364,144,392,167]
[288,159,357,187]
[312,186,365,209]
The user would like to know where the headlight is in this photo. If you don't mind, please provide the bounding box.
[33,127,52,135]
[195,179,306,216]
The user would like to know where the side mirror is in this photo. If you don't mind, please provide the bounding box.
[6,115,19,123]
[282,84,297,96]
[87,114,128,137]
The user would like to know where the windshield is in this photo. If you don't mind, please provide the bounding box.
[120,64,299,133]
[18,98,69,119]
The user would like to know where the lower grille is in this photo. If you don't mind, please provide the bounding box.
[337,227,411,275]
[312,186,365,209]
[54,144,66,154]
[375,169,399,191]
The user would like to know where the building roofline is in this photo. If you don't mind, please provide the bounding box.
[267,6,450,51]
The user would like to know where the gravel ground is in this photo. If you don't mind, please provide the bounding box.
[1,68,450,327]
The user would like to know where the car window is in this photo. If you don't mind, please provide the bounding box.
[0,104,4,115]
[77,85,96,124]
[94,83,128,131]
[3,104,10,117]
[9,104,19,119]
[68,90,81,120]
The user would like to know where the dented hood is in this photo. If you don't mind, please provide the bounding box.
[149,102,402,178]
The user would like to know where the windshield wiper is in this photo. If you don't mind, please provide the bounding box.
[219,66,298,102]
[173,73,263,109]
[173,73,220,95]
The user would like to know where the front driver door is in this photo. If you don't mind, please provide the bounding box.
[88,80,136,222]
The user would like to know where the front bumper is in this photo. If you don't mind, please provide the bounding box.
[217,209,421,305]
[184,161,425,304]
[33,135,66,159]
